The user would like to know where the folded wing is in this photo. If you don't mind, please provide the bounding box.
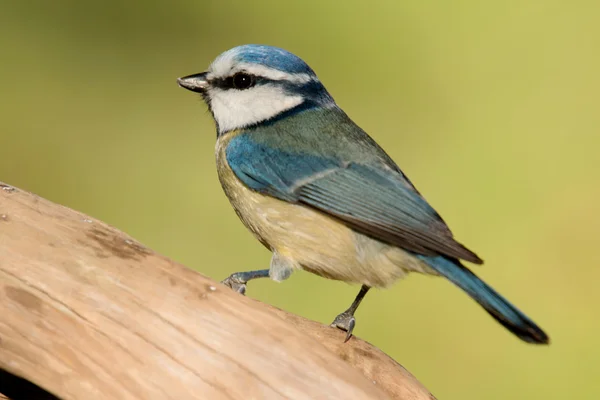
[227,134,482,264]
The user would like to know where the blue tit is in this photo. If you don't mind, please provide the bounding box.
[178,44,549,344]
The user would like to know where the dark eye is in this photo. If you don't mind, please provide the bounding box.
[232,73,255,90]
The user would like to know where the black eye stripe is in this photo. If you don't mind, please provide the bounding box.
[212,73,258,90]
[209,73,319,97]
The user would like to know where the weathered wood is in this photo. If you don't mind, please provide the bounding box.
[0,182,435,400]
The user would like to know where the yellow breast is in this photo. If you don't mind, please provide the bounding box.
[215,132,430,288]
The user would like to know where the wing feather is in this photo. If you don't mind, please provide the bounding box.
[227,133,482,264]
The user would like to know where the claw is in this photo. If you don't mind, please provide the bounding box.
[220,275,247,295]
[344,318,356,342]
[330,311,357,342]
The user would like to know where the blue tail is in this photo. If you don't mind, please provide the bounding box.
[419,256,549,344]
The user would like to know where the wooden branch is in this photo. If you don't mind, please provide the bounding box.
[0,182,435,400]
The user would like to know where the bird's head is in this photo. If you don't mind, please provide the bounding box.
[178,44,335,135]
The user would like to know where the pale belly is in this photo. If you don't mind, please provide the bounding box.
[215,135,434,288]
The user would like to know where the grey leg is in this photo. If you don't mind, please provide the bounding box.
[221,269,270,295]
[330,285,370,342]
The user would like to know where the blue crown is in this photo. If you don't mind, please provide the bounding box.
[226,44,317,76]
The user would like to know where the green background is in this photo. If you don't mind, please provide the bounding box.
[2,1,598,399]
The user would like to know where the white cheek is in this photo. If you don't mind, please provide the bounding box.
[209,86,303,133]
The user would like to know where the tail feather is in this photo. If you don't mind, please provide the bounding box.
[420,256,549,344]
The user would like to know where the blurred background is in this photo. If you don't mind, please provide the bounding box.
[1,1,598,399]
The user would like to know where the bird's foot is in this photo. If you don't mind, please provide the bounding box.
[220,269,270,295]
[220,274,247,295]
[330,311,356,343]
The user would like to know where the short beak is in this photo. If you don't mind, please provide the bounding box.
[177,72,209,93]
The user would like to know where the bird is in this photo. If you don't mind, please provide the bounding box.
[177,44,549,344]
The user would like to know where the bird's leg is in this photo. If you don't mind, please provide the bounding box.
[220,269,270,295]
[331,285,370,342]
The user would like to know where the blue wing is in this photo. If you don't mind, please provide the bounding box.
[226,130,482,264]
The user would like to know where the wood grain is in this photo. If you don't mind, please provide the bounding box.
[0,182,435,400]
